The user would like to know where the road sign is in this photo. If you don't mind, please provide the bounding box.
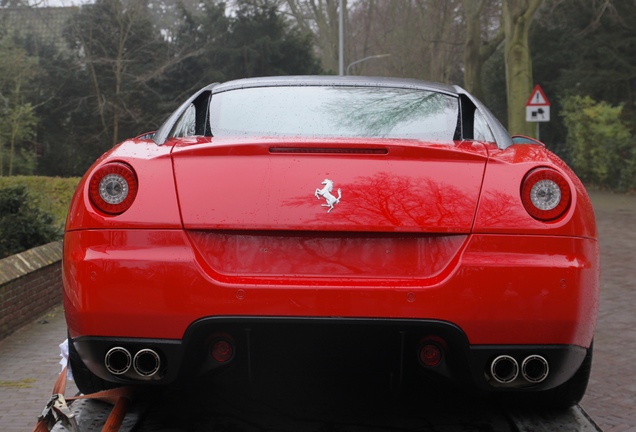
[526,85,550,122]
[526,105,550,122]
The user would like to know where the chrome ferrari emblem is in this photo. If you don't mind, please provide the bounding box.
[315,179,342,213]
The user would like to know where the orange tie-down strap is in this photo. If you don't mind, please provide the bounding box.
[33,366,135,432]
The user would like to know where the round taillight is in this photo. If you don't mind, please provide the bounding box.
[521,168,571,221]
[89,162,138,215]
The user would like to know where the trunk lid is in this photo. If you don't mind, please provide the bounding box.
[171,137,487,233]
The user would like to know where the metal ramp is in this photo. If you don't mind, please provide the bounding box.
[35,367,603,432]
[46,399,601,432]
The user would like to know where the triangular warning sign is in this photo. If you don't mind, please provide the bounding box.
[526,85,550,106]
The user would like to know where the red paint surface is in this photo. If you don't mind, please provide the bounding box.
[63,229,598,346]
[64,136,599,350]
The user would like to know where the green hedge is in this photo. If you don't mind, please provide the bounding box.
[0,176,80,229]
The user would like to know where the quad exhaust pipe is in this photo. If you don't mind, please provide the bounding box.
[490,354,549,385]
[105,347,132,375]
[490,355,519,384]
[521,355,549,383]
[133,348,161,377]
[104,346,161,378]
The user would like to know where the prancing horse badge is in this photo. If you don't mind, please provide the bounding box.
[314,179,342,213]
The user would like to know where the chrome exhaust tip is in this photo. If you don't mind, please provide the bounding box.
[133,348,161,377]
[105,347,132,375]
[521,355,549,383]
[490,355,519,384]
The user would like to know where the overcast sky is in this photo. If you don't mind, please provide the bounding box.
[40,0,93,6]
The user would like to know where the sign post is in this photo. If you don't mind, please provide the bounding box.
[525,85,550,140]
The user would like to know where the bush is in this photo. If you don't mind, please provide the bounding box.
[0,185,60,257]
[562,95,635,191]
[0,176,80,229]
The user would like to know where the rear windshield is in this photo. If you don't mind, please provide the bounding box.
[209,86,459,141]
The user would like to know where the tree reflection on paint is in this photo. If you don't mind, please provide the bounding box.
[285,172,476,231]
[475,190,528,226]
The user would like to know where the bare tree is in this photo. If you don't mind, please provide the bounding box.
[462,0,504,100]
[67,0,170,146]
[502,0,543,135]
[346,0,464,82]
[280,0,346,73]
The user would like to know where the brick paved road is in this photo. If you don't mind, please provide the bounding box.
[0,306,77,432]
[0,191,633,431]
[580,191,636,432]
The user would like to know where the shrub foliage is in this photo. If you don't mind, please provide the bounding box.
[0,185,60,257]
[562,95,635,191]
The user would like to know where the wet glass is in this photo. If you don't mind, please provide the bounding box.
[170,104,196,138]
[209,86,459,141]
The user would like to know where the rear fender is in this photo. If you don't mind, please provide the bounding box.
[65,140,182,231]
[473,145,597,239]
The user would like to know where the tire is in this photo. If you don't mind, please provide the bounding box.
[68,335,118,395]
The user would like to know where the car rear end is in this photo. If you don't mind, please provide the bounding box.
[63,78,598,403]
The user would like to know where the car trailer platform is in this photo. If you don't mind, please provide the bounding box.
[45,399,601,432]
[36,367,602,432]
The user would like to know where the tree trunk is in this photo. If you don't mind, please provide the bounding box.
[463,0,504,101]
[463,0,484,98]
[285,0,346,74]
[502,0,543,136]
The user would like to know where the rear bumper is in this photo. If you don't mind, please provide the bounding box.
[63,229,599,347]
[71,316,588,391]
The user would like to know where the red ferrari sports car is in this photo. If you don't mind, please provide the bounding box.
[63,76,599,407]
